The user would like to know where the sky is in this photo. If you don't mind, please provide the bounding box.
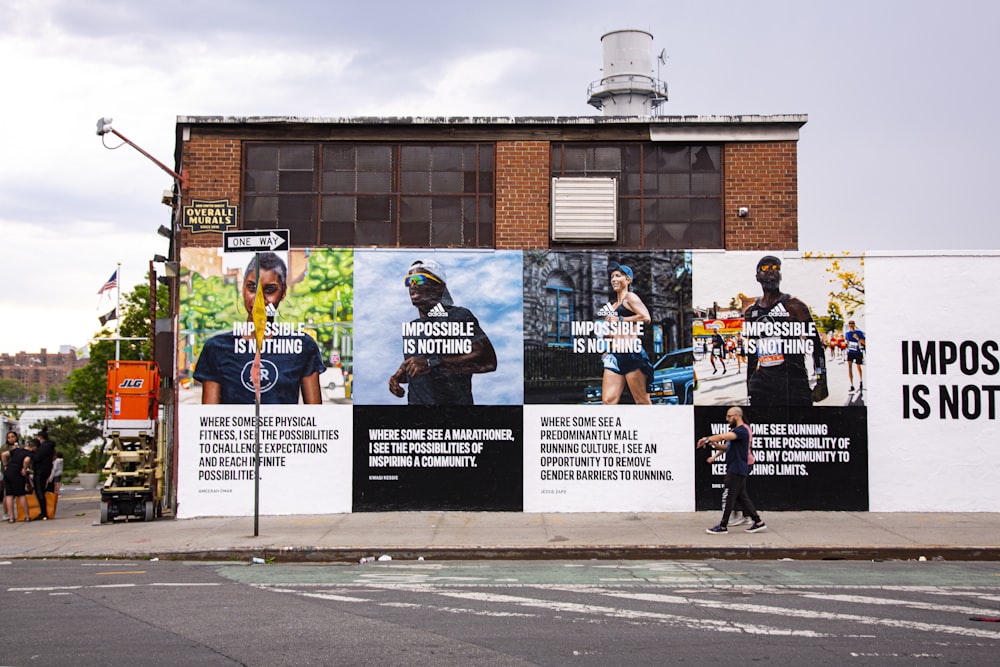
[2,0,998,355]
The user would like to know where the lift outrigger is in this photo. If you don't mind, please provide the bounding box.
[100,360,165,523]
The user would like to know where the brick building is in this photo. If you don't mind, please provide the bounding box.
[161,114,806,378]
[0,348,84,396]
[172,115,806,253]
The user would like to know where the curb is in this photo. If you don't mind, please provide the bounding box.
[22,545,1000,564]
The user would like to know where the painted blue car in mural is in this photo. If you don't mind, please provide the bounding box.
[584,347,697,405]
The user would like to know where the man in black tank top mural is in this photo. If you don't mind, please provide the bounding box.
[743,256,828,406]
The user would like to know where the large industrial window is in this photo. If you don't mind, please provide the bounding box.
[244,142,495,248]
[550,143,722,248]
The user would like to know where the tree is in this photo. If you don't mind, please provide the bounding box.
[65,278,168,427]
[0,378,27,402]
[23,415,101,475]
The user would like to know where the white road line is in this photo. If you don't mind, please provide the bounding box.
[795,592,1000,616]
[584,589,1000,641]
[396,587,833,637]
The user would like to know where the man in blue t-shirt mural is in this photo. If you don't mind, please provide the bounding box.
[388,259,497,405]
[194,252,325,404]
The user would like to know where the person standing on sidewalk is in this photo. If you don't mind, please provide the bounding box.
[697,406,766,535]
[2,434,31,523]
[31,429,55,520]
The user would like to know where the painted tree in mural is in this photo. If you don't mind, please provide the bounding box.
[805,252,865,319]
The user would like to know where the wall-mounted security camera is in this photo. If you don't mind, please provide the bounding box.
[737,206,750,218]
[161,190,174,206]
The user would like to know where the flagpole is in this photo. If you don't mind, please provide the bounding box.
[115,261,122,362]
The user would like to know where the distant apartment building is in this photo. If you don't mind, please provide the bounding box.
[0,347,85,395]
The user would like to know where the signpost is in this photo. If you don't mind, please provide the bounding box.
[223,230,289,253]
[222,230,289,536]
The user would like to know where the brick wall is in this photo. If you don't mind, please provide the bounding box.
[175,135,800,251]
[495,141,550,249]
[723,142,798,250]
[179,136,241,248]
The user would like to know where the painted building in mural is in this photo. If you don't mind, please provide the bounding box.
[158,114,1000,517]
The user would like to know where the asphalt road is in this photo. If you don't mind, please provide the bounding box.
[3,559,998,665]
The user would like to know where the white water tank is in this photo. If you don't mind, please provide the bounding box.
[587,29,668,116]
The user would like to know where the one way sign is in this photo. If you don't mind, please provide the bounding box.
[223,229,290,253]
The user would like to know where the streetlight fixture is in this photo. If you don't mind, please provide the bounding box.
[96,117,188,189]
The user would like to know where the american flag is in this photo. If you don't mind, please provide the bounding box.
[97,269,118,295]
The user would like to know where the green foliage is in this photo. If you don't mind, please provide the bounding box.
[24,415,101,474]
[0,402,24,420]
[83,445,105,474]
[65,277,169,427]
[812,302,845,335]
[0,378,27,402]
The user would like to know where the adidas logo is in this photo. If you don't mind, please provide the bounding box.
[770,302,790,318]
[597,302,616,317]
[428,302,448,317]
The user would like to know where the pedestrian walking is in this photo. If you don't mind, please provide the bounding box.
[697,406,766,535]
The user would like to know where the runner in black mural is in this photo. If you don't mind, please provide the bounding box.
[388,259,496,405]
[743,256,827,406]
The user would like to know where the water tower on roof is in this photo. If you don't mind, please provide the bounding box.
[587,29,668,116]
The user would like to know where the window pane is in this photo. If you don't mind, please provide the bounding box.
[671,199,694,221]
[246,169,278,193]
[287,217,316,246]
[279,145,314,169]
[563,146,586,172]
[278,196,315,236]
[324,145,355,170]
[691,146,719,171]
[357,196,391,222]
[357,171,391,192]
[432,146,463,170]
[477,221,494,248]
[623,172,642,196]
[431,171,463,192]
[279,171,314,192]
[321,196,355,222]
[690,221,721,248]
[622,198,641,246]
[432,221,461,246]
[478,171,493,192]
[323,171,356,192]
[431,196,460,224]
[479,144,493,169]
[246,145,278,170]
[401,146,431,170]
[658,173,690,195]
[401,171,430,193]
[357,145,392,170]
[691,173,720,195]
[244,195,278,222]
[692,198,721,222]
[400,219,430,245]
[594,147,621,171]
[400,197,430,224]
[320,220,354,246]
[356,221,393,245]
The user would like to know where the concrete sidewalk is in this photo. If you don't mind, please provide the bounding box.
[2,487,998,563]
